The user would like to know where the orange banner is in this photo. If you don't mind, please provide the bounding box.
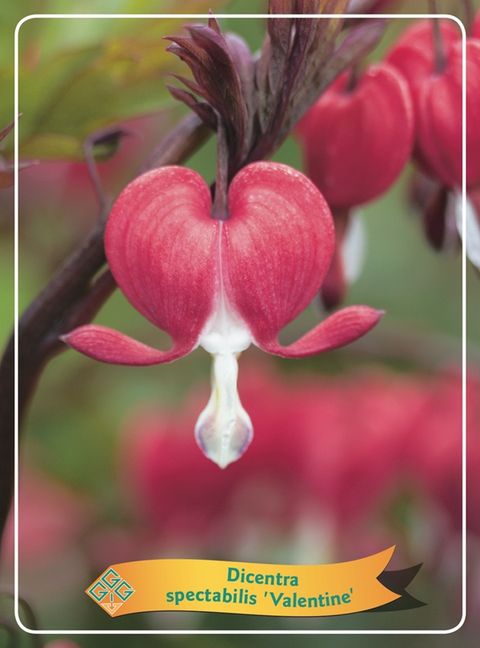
[86,546,424,618]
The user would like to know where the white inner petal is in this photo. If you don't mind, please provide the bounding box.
[195,222,253,468]
[453,191,480,269]
[199,293,252,356]
[342,209,366,285]
[194,352,253,469]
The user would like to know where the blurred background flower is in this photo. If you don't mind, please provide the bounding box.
[113,366,475,592]
[2,363,477,635]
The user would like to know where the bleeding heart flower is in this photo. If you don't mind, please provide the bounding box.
[388,19,480,190]
[386,20,461,99]
[416,40,480,190]
[296,63,413,308]
[63,161,383,468]
[297,62,414,210]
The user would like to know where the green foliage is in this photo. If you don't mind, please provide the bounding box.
[1,0,223,161]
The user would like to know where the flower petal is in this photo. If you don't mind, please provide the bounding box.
[387,19,460,91]
[297,63,414,209]
[105,166,217,349]
[195,352,253,469]
[223,161,335,345]
[257,306,384,358]
[415,41,480,190]
[342,210,367,284]
[62,325,193,366]
[321,210,367,309]
[388,23,480,190]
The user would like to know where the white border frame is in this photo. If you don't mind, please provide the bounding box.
[14,11,467,636]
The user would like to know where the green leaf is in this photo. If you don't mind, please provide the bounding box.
[2,0,224,161]
[18,133,85,159]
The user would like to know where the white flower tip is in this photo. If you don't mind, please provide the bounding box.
[342,209,367,285]
[195,403,253,469]
[194,353,253,468]
[454,192,480,269]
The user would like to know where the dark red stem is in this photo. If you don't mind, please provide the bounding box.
[429,1,447,73]
[211,119,230,220]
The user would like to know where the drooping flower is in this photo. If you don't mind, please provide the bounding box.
[411,38,480,261]
[296,63,413,306]
[387,19,477,189]
[386,19,461,111]
[63,162,383,468]
[297,63,414,210]
[391,33,480,190]
[388,18,480,264]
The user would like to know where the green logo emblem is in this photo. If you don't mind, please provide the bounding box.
[86,567,135,616]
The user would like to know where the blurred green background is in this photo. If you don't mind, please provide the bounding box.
[1,1,479,646]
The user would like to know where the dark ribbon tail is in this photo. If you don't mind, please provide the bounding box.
[370,564,426,612]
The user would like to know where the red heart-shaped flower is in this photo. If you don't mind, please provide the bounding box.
[64,162,383,466]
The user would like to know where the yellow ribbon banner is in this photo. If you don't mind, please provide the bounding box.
[86,546,422,618]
